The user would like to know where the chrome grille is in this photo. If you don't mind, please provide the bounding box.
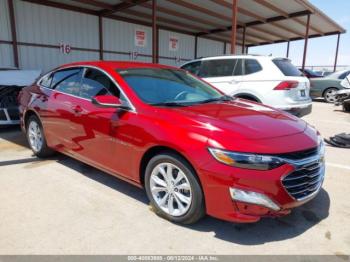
[282,159,325,201]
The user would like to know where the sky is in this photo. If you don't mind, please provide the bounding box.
[249,0,350,70]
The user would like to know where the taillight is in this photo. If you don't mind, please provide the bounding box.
[274,81,299,90]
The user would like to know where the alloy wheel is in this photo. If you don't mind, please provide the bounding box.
[28,120,43,153]
[324,89,337,103]
[150,163,192,217]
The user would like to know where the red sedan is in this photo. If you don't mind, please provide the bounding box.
[18,61,325,224]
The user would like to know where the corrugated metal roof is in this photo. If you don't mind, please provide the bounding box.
[24,0,346,46]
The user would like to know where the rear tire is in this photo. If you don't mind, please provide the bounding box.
[323,88,338,103]
[145,152,205,224]
[343,102,350,112]
[26,115,54,158]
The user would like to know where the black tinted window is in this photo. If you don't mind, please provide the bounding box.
[181,61,201,75]
[199,59,236,77]
[273,59,302,76]
[244,59,262,74]
[80,68,125,101]
[339,71,350,80]
[52,69,82,96]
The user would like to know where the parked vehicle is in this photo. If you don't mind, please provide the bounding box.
[335,75,350,112]
[19,61,325,224]
[315,70,332,77]
[180,55,312,117]
[310,69,350,103]
[0,68,41,125]
[299,68,323,78]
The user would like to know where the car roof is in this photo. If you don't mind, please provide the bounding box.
[181,55,288,65]
[59,61,178,70]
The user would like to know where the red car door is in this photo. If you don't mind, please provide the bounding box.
[43,68,84,152]
[67,67,134,175]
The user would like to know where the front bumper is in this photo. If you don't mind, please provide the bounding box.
[198,154,325,223]
[0,107,20,125]
[276,102,312,117]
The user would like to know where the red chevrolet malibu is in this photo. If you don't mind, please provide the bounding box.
[18,61,325,224]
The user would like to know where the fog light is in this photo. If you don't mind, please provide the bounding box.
[229,188,280,211]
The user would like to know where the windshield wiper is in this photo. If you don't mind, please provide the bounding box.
[150,102,189,107]
[196,95,234,104]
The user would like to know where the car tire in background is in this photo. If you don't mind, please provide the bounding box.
[344,102,350,112]
[145,152,205,224]
[26,115,54,158]
[323,88,339,103]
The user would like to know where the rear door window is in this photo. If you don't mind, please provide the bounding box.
[52,68,82,96]
[199,59,237,78]
[181,61,201,76]
[244,59,262,74]
[273,59,303,77]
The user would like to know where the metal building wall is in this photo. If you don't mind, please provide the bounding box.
[225,43,243,55]
[103,18,152,63]
[0,0,14,67]
[1,1,235,71]
[158,29,195,67]
[18,46,98,73]
[197,38,224,58]
[12,0,100,71]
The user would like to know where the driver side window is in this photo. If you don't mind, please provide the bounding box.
[80,68,127,102]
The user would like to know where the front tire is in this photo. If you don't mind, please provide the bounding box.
[145,152,205,224]
[26,115,54,158]
[323,88,338,103]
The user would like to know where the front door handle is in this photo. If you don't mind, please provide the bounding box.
[72,105,83,114]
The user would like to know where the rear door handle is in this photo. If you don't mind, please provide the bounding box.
[72,105,83,114]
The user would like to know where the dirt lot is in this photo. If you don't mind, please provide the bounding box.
[0,101,350,255]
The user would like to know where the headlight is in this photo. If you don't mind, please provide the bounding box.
[318,135,325,162]
[229,188,280,211]
[208,148,285,170]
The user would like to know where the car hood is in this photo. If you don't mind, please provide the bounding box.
[168,100,307,140]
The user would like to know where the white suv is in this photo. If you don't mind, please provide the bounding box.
[180,55,312,117]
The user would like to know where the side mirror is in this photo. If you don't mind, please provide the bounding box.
[91,95,130,110]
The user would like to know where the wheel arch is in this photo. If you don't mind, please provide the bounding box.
[139,145,201,188]
[23,109,41,130]
[234,93,262,103]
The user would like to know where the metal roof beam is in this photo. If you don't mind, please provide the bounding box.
[98,0,150,16]
[247,31,342,47]
[71,0,114,10]
[252,0,323,35]
[23,0,98,15]
[196,10,312,37]
[139,2,223,28]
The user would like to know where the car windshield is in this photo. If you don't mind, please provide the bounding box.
[116,68,226,106]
